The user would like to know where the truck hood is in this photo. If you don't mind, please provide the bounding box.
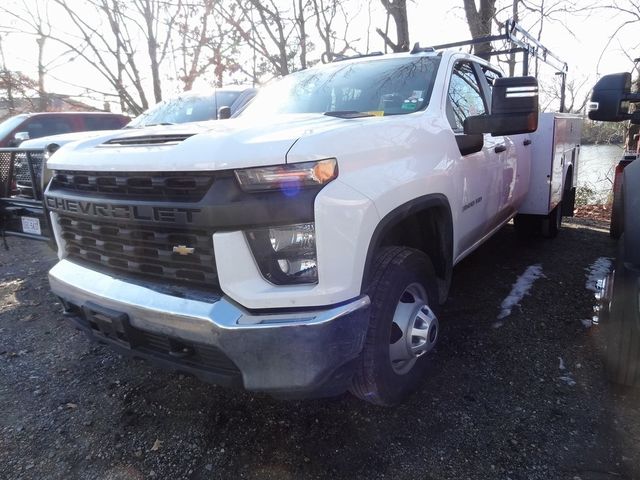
[47,114,352,171]
[19,130,121,150]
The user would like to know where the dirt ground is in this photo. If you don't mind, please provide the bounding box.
[2,216,639,480]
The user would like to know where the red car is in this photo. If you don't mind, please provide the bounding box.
[0,111,130,147]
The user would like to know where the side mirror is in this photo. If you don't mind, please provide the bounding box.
[588,72,634,122]
[218,106,231,120]
[464,76,539,136]
[455,133,484,156]
[10,131,30,146]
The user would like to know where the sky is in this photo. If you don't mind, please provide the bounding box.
[1,1,638,112]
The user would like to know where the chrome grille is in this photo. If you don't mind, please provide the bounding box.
[51,170,214,201]
[59,214,218,288]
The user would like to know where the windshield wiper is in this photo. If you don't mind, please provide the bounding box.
[324,111,375,119]
[143,122,176,127]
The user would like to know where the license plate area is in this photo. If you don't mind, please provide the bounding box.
[82,302,135,348]
[21,216,41,235]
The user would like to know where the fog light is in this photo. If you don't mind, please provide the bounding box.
[246,223,317,285]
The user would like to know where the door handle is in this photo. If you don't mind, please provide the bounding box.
[523,139,532,146]
[494,144,507,153]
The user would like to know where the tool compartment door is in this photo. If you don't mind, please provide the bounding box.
[517,112,582,215]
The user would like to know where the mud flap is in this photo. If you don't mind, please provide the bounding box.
[562,186,576,216]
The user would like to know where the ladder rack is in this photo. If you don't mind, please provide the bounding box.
[428,19,569,111]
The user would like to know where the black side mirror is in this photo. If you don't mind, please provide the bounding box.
[465,76,539,136]
[218,106,231,120]
[588,72,635,122]
[455,133,484,156]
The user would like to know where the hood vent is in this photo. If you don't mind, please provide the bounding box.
[101,133,195,146]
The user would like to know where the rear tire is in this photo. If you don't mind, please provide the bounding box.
[350,247,439,406]
[541,203,562,238]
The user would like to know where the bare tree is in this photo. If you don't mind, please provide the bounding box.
[129,0,181,103]
[39,0,180,113]
[215,0,299,78]
[311,0,357,62]
[596,0,640,79]
[540,75,590,112]
[462,0,497,59]
[0,0,56,111]
[377,0,409,52]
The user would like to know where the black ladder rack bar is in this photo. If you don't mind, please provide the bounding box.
[426,19,567,76]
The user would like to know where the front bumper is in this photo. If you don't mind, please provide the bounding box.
[0,196,52,241]
[49,259,370,396]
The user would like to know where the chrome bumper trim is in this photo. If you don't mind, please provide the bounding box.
[49,259,370,343]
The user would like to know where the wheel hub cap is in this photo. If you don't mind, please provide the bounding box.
[389,283,439,375]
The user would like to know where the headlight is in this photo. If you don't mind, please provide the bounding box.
[246,222,317,285]
[234,159,337,193]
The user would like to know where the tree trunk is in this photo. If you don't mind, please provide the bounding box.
[508,0,518,76]
[36,35,47,111]
[379,0,409,52]
[462,0,497,60]
[297,0,307,69]
[140,0,162,103]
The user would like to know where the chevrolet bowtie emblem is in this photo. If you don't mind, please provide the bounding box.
[172,245,195,255]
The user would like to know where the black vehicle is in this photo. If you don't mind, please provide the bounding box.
[589,69,640,385]
[0,87,256,244]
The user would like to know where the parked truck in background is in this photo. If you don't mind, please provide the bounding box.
[589,68,640,386]
[0,87,256,244]
[41,26,582,406]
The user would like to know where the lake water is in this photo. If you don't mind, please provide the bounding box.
[578,144,624,203]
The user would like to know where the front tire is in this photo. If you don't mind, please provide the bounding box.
[350,247,439,406]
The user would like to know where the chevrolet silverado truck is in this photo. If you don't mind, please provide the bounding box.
[589,69,640,386]
[43,45,581,405]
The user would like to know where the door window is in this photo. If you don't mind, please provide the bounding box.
[24,117,74,138]
[446,62,487,133]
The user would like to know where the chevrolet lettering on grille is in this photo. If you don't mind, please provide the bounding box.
[45,196,200,224]
[172,245,195,256]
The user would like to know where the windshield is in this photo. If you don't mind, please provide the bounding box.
[0,114,28,140]
[127,92,240,128]
[241,56,441,118]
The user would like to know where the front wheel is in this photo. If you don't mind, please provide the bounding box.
[350,247,439,406]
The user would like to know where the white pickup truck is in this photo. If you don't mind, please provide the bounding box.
[44,49,581,405]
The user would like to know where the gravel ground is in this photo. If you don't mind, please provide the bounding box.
[1,217,639,480]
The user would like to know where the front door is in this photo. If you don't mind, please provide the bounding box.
[446,60,502,255]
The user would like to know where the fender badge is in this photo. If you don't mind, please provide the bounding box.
[173,245,195,255]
